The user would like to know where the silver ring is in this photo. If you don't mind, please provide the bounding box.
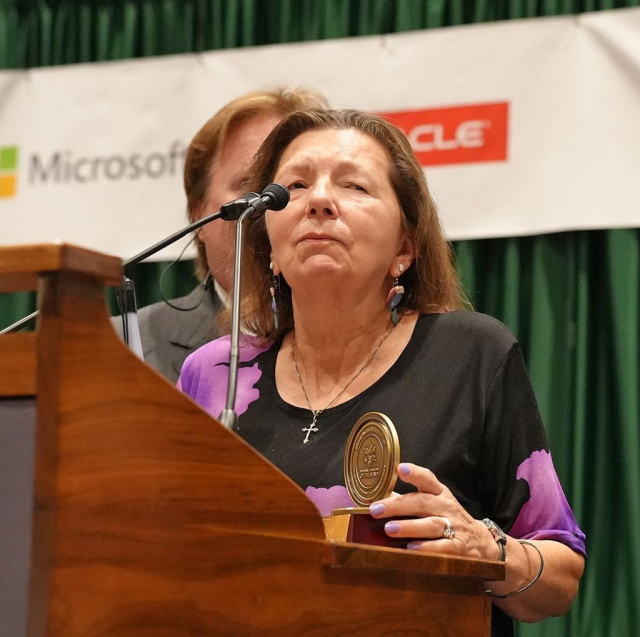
[442,517,456,540]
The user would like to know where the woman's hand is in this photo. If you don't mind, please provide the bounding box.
[370,462,585,623]
[369,462,499,560]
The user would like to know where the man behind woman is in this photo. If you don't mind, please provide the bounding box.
[130,87,328,382]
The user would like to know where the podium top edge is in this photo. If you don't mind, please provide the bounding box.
[0,243,122,291]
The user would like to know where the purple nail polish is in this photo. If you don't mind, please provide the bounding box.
[407,542,422,550]
[369,502,385,516]
[399,463,411,476]
[385,521,401,534]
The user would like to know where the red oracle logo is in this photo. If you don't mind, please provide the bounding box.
[379,102,509,167]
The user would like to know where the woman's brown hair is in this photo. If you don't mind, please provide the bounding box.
[236,109,467,339]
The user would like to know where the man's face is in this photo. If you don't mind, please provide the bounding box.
[198,113,283,292]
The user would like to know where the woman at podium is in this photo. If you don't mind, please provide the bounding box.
[178,109,586,634]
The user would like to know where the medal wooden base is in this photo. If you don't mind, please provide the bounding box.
[324,413,414,549]
[324,507,412,549]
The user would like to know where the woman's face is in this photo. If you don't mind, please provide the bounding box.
[266,128,414,292]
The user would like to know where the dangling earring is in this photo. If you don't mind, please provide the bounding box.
[387,263,404,326]
[270,262,280,330]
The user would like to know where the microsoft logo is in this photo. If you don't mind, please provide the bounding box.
[0,146,19,198]
[0,142,187,196]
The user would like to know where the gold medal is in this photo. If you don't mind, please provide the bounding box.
[323,412,404,546]
[343,412,400,507]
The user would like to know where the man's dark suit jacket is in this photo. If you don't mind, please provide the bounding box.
[113,286,221,384]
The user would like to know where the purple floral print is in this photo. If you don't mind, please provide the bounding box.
[305,485,357,517]
[510,450,586,556]
[178,335,273,418]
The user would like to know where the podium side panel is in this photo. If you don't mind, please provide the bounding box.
[0,398,36,637]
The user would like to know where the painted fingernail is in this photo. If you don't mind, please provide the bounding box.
[385,522,401,534]
[407,542,422,550]
[399,463,411,476]
[369,502,385,516]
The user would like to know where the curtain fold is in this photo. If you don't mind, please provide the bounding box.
[2,0,639,68]
[1,2,639,634]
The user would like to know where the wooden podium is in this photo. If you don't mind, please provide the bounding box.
[0,244,503,636]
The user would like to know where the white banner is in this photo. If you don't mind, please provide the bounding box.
[1,8,639,260]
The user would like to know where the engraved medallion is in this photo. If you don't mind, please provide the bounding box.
[344,412,400,507]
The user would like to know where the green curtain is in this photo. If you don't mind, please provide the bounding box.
[456,228,640,635]
[1,0,638,69]
[2,2,639,634]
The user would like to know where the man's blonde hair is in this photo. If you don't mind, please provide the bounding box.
[184,87,330,279]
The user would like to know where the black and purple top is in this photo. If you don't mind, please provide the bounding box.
[178,311,586,555]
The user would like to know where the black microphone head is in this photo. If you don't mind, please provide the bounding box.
[261,183,290,211]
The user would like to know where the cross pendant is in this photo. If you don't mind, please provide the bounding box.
[302,414,320,444]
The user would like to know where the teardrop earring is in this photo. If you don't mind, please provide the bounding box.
[387,263,404,326]
[269,262,280,330]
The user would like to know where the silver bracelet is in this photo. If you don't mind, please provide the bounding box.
[490,540,545,599]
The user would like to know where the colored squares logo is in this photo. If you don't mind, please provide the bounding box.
[0,146,19,198]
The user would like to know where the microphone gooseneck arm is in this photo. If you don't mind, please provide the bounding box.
[123,189,272,269]
[0,184,290,337]
[0,209,226,335]
[123,209,226,269]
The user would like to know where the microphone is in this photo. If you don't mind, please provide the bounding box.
[256,182,290,211]
[220,183,290,220]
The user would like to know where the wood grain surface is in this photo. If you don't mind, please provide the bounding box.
[1,244,503,636]
[0,333,36,396]
[0,243,121,292]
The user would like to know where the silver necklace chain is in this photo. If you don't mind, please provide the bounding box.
[291,323,396,443]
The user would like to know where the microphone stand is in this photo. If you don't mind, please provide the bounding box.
[115,277,144,357]
[218,194,265,432]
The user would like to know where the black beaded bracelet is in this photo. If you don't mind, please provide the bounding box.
[490,540,545,599]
